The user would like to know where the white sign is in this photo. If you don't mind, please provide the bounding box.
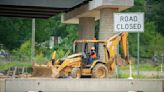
[114,13,144,32]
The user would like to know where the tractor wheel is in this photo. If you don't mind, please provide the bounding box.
[92,63,108,78]
[71,68,81,78]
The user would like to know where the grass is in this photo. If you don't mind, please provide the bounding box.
[119,72,164,79]
[0,54,49,71]
[0,62,31,71]
[119,64,162,71]
[118,64,164,79]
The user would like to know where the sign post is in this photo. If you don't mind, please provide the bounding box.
[137,32,140,78]
[31,18,35,63]
[114,13,144,79]
[161,54,164,72]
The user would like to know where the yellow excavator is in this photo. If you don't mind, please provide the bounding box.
[32,32,129,78]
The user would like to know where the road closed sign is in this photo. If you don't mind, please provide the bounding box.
[114,13,144,32]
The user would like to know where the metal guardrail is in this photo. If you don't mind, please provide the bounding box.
[7,66,32,78]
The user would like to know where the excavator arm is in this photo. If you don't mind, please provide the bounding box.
[120,32,129,64]
[106,32,129,66]
[107,32,128,60]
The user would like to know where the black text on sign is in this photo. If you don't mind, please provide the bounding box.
[114,13,144,32]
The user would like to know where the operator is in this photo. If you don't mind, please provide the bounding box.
[88,47,97,64]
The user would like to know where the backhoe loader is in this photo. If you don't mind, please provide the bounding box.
[32,32,129,78]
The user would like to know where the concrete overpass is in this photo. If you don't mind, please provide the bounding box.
[0,0,92,18]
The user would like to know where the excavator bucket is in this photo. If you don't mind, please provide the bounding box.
[32,63,59,78]
[32,51,59,78]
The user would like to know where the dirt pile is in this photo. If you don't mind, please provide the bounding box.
[32,63,59,78]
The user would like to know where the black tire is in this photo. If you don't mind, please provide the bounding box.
[92,63,108,78]
[71,67,81,78]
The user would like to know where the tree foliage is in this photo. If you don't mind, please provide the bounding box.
[0,17,31,49]
[125,0,164,57]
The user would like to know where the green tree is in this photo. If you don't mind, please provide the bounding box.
[0,17,31,50]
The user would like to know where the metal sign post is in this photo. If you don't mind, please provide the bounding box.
[137,32,140,78]
[31,18,35,63]
[114,13,144,79]
[161,54,164,72]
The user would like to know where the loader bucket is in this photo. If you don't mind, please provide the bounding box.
[32,63,59,78]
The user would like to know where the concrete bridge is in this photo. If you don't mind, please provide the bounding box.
[0,0,92,18]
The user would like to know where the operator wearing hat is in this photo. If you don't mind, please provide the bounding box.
[88,47,97,64]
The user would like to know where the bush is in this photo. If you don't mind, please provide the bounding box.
[34,53,48,64]
[11,40,31,62]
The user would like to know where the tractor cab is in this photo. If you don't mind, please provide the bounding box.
[73,40,104,66]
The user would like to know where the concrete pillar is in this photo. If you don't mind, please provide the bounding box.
[99,8,118,61]
[78,17,95,51]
